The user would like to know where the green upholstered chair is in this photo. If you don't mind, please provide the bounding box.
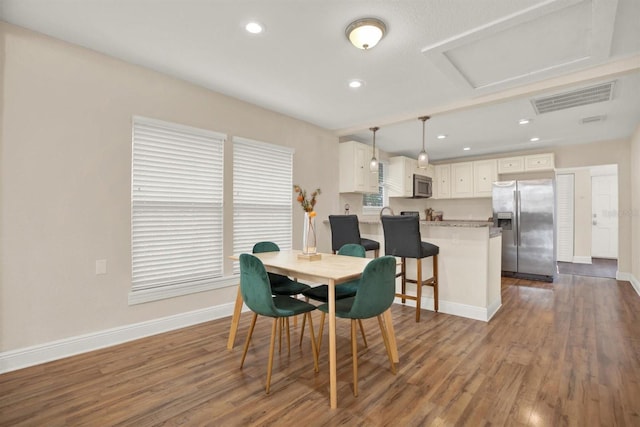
[253,241,312,352]
[317,255,397,397]
[301,244,367,349]
[252,241,311,296]
[239,253,319,394]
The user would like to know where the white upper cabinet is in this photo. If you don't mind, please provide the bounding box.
[338,140,378,193]
[524,153,555,171]
[497,153,555,174]
[451,162,474,198]
[388,156,419,197]
[434,164,450,199]
[473,159,497,197]
[497,156,525,174]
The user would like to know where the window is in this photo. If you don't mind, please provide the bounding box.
[130,117,225,304]
[233,137,293,272]
[363,162,387,213]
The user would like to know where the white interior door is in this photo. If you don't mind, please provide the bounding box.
[591,174,618,259]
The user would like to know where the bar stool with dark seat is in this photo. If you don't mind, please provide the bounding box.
[328,215,380,258]
[381,215,439,321]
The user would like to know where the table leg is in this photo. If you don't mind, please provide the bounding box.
[382,309,399,363]
[328,278,337,409]
[226,286,244,350]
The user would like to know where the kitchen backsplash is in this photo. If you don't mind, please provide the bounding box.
[338,193,493,221]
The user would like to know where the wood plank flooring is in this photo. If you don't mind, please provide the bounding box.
[557,258,618,279]
[1,274,640,426]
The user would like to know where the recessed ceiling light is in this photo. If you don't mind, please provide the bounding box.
[519,118,531,125]
[530,137,540,142]
[437,134,447,139]
[348,80,364,89]
[245,22,263,34]
[463,147,471,151]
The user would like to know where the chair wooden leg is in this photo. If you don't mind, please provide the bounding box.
[416,258,423,322]
[316,311,326,356]
[278,318,283,353]
[433,254,439,312]
[240,313,258,368]
[357,319,368,348]
[401,258,407,303]
[306,313,319,373]
[374,249,379,258]
[266,318,278,394]
[285,317,291,354]
[299,297,309,347]
[351,320,358,397]
[377,315,396,374]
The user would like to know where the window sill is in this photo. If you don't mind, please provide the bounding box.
[128,275,239,305]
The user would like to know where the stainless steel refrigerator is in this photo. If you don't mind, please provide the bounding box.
[492,179,555,281]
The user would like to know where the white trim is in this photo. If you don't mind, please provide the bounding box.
[392,297,498,322]
[572,256,592,264]
[617,271,640,296]
[0,300,249,374]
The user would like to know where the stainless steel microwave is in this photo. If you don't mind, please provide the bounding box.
[413,174,432,198]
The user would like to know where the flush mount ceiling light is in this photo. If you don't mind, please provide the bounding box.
[245,22,264,34]
[417,116,430,169]
[346,18,386,50]
[369,126,379,172]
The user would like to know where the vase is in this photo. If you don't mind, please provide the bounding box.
[302,212,317,255]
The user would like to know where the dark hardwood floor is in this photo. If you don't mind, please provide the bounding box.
[2,273,639,426]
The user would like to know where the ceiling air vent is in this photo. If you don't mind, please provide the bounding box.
[531,81,615,115]
[581,115,606,124]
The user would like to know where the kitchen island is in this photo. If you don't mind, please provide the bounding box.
[352,219,502,322]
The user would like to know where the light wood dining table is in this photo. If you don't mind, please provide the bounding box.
[227,249,399,409]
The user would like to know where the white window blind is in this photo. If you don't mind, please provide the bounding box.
[363,162,386,213]
[131,117,225,303]
[556,173,575,263]
[233,137,293,272]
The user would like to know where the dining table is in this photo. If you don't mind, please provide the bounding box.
[227,249,399,409]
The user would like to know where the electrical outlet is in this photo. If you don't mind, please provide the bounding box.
[95,259,107,275]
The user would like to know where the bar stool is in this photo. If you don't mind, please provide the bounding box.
[381,215,439,322]
[329,215,380,258]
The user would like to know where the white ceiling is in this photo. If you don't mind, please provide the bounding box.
[1,0,639,161]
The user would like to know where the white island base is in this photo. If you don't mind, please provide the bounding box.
[361,220,502,322]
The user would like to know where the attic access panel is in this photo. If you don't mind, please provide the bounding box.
[422,0,617,91]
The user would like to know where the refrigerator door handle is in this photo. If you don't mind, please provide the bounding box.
[517,190,522,246]
[513,190,518,246]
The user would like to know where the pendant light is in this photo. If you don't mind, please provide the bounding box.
[369,126,379,172]
[417,116,430,169]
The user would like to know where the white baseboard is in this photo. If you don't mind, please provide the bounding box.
[392,297,497,322]
[0,302,249,374]
[572,256,592,264]
[617,271,640,296]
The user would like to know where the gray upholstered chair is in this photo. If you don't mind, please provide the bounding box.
[329,215,380,258]
[381,215,439,321]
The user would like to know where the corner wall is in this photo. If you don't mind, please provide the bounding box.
[0,22,338,355]
[630,125,640,292]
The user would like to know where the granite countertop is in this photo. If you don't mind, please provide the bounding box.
[420,220,492,227]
